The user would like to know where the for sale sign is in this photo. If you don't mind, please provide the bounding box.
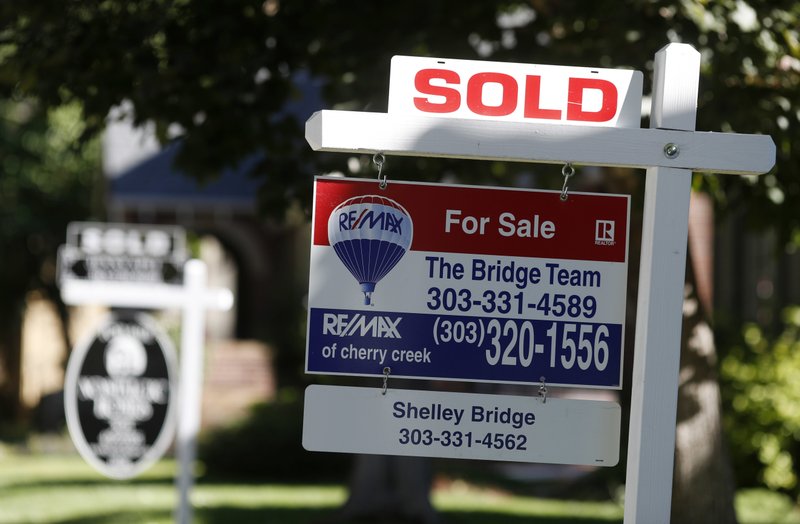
[306,177,630,389]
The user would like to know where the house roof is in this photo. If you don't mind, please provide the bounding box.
[107,71,324,214]
[108,145,264,212]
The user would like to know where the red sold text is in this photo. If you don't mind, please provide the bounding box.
[413,68,618,123]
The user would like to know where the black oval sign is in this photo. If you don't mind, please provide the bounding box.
[64,312,178,479]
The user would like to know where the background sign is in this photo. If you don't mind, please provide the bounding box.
[306,177,630,389]
[64,312,178,479]
[303,385,621,466]
[58,222,187,284]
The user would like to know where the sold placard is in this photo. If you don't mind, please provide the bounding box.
[306,177,630,388]
[58,222,187,285]
[388,55,643,128]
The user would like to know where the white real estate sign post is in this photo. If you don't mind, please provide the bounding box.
[304,44,775,523]
[59,239,233,524]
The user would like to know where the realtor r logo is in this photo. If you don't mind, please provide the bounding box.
[595,220,616,246]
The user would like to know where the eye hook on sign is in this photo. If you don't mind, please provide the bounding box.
[373,152,387,189]
[560,162,575,202]
[381,366,392,395]
[538,376,548,404]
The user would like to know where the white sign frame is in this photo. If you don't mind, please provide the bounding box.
[304,45,776,524]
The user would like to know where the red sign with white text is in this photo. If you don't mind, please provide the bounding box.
[388,56,643,128]
[312,178,628,263]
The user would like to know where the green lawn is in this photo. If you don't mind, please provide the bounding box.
[1,450,798,524]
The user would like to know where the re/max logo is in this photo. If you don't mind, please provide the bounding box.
[338,209,405,234]
[322,313,402,339]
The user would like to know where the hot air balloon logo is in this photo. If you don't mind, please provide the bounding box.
[327,194,413,305]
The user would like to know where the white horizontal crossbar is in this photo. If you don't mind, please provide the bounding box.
[61,279,234,311]
[306,110,775,176]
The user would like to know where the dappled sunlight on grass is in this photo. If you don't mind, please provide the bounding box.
[433,478,623,522]
[1,451,799,523]
[193,483,347,508]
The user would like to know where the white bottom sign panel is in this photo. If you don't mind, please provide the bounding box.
[303,385,620,466]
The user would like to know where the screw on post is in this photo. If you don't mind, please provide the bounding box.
[663,143,680,159]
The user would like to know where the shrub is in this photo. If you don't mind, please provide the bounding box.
[198,390,350,481]
[720,307,800,494]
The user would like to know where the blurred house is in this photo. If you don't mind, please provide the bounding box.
[21,73,325,429]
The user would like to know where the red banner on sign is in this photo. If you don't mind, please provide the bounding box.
[312,177,628,264]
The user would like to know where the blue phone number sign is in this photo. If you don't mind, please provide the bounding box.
[307,308,622,387]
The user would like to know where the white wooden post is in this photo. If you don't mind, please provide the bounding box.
[175,260,210,524]
[624,43,700,524]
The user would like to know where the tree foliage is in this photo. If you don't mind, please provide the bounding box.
[1,1,798,239]
[721,307,800,495]
[0,98,101,417]
[0,99,101,288]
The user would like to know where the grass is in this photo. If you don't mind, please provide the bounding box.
[0,453,344,524]
[0,448,798,524]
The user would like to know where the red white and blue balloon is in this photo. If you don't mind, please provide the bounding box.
[327,195,413,305]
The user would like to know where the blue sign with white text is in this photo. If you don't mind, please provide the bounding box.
[307,308,623,387]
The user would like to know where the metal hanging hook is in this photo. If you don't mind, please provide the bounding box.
[381,366,391,395]
[373,153,387,189]
[538,376,548,403]
[560,162,575,201]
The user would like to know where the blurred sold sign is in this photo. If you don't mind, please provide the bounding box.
[58,222,187,285]
[388,55,643,128]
